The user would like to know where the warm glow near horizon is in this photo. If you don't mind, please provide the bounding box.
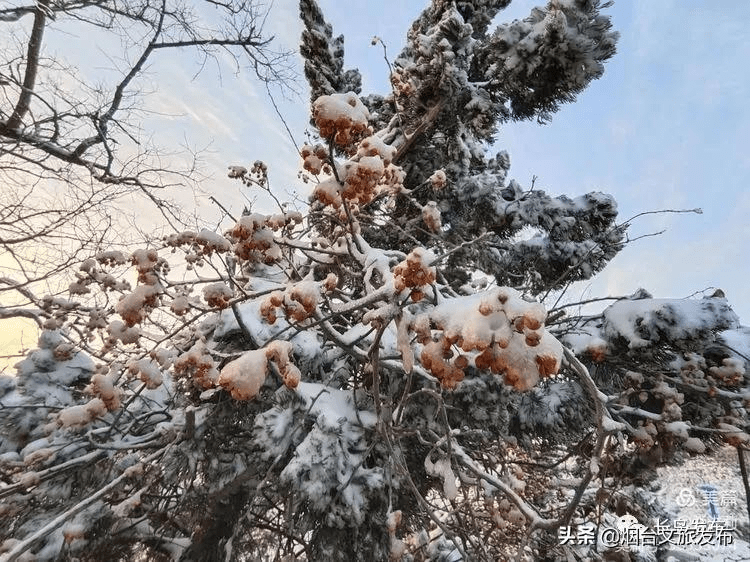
[0,317,37,374]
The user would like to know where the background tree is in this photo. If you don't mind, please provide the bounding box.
[1,1,749,561]
[0,0,291,349]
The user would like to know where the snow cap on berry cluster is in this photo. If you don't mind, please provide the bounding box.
[313,92,370,146]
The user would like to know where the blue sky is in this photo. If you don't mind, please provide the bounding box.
[6,0,749,335]
[493,1,750,319]
[192,0,748,320]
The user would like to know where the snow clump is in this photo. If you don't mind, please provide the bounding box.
[415,287,562,391]
[313,92,370,146]
[218,341,300,400]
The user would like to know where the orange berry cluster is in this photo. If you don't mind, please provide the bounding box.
[393,248,436,301]
[357,135,397,165]
[512,312,544,345]
[341,157,384,205]
[250,160,268,186]
[586,342,608,363]
[265,341,301,390]
[126,358,163,390]
[52,343,75,361]
[429,169,447,190]
[310,128,403,213]
[94,250,127,267]
[322,273,338,293]
[111,248,167,328]
[227,161,268,187]
[227,214,285,264]
[313,92,371,147]
[630,421,658,450]
[709,358,745,387]
[260,282,320,324]
[217,342,301,401]
[86,373,121,411]
[71,258,132,296]
[301,143,328,175]
[163,230,231,263]
[173,342,220,390]
[170,294,190,316]
[421,201,442,233]
[312,158,404,212]
[419,335,469,389]
[474,342,557,391]
[130,248,167,284]
[312,178,342,208]
[411,288,562,391]
[116,284,160,327]
[202,282,234,310]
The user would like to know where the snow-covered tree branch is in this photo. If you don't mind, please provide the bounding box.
[1,1,749,561]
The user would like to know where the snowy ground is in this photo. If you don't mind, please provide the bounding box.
[649,446,750,561]
[560,446,750,561]
[575,445,750,561]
